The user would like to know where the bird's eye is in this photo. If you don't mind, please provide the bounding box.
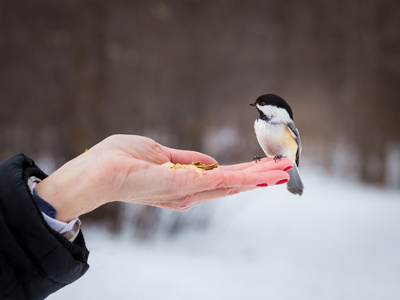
[259,101,266,106]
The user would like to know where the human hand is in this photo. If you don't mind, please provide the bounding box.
[36,135,292,222]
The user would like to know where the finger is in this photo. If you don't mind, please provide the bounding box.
[201,169,290,189]
[166,167,290,196]
[164,147,218,165]
[219,157,292,172]
[218,161,261,171]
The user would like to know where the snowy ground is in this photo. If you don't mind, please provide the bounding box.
[48,169,400,300]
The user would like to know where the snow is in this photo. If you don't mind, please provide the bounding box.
[48,169,400,300]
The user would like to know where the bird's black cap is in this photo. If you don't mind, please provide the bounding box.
[250,94,294,120]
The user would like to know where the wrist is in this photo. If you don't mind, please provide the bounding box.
[35,155,106,222]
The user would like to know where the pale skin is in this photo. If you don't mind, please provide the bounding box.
[35,134,292,223]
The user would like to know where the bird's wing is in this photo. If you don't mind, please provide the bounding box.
[287,122,302,166]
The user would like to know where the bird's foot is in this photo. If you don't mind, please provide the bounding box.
[274,154,285,162]
[253,155,266,163]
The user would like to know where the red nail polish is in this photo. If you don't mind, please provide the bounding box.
[276,179,288,185]
[283,166,292,171]
[256,183,269,187]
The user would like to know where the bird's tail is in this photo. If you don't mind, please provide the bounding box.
[287,163,304,196]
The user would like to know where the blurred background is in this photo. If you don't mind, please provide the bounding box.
[1,1,400,298]
[1,0,399,231]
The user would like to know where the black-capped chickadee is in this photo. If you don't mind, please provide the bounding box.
[250,94,304,196]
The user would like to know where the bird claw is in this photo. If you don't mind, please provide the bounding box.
[253,155,265,163]
[274,155,285,162]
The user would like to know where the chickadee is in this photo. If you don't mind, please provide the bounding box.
[250,94,304,196]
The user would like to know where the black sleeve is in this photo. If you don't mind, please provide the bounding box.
[0,154,90,300]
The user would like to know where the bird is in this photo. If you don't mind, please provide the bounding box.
[250,94,304,196]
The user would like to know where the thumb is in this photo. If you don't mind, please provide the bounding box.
[164,147,218,165]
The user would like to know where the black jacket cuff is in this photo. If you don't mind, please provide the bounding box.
[0,153,90,300]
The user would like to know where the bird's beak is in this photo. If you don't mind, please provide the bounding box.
[249,102,256,107]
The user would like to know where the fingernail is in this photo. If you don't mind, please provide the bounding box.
[256,183,269,187]
[283,166,292,171]
[276,179,288,185]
